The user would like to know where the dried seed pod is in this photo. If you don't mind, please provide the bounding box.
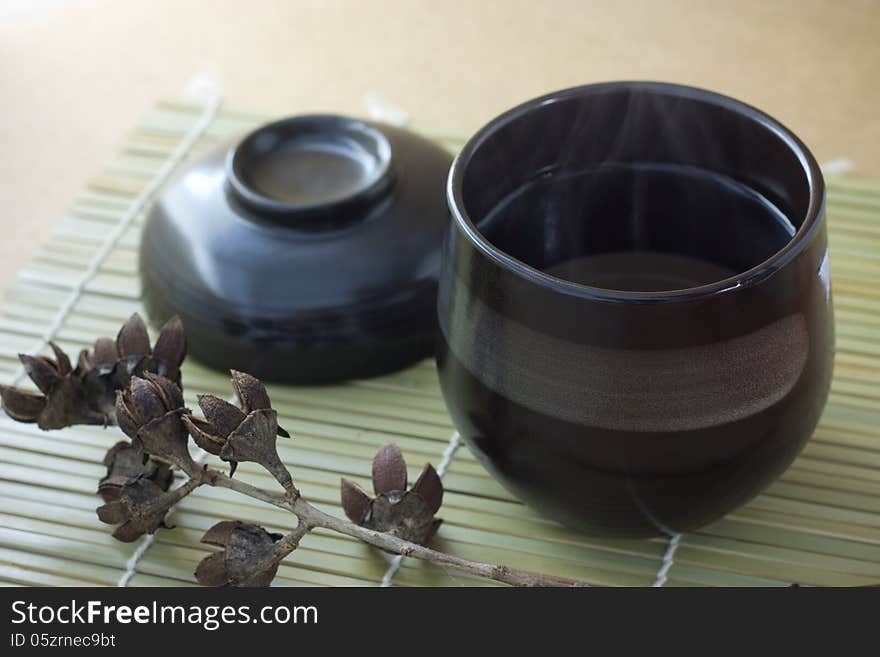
[230,370,270,412]
[340,479,371,524]
[19,354,63,394]
[1,314,189,431]
[197,394,246,438]
[129,377,168,425]
[96,475,198,542]
[412,463,443,515]
[98,441,173,503]
[80,314,188,418]
[143,372,185,411]
[89,338,118,367]
[195,521,285,587]
[182,372,293,492]
[184,408,292,489]
[48,342,72,376]
[115,376,193,469]
[222,410,291,485]
[151,316,186,374]
[372,442,407,495]
[116,375,185,428]
[0,385,47,423]
[341,443,444,545]
[230,370,289,437]
[182,416,225,456]
[136,411,195,472]
[369,490,441,545]
[116,313,152,358]
[0,344,105,430]
[114,392,142,440]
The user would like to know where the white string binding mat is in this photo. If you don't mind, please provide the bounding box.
[652,533,682,587]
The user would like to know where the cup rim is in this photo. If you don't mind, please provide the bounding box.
[446,81,826,303]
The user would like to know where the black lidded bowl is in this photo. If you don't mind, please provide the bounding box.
[438,82,834,537]
[141,114,453,383]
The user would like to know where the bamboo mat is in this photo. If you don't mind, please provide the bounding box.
[0,98,879,588]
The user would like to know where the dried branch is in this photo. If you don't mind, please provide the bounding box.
[96,472,203,542]
[191,463,586,587]
[1,314,589,588]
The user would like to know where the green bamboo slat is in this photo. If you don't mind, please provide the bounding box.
[0,515,124,552]
[0,99,878,586]
[0,461,110,498]
[791,459,880,488]
[0,528,132,574]
[699,516,880,562]
[664,564,786,587]
[801,442,880,469]
[0,482,106,516]
[0,446,107,479]
[0,552,118,587]
[783,466,880,496]
[672,544,876,587]
[747,495,880,528]
[0,498,123,536]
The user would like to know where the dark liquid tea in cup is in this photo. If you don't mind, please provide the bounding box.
[482,163,796,292]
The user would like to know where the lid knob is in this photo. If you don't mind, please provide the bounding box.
[226,115,394,225]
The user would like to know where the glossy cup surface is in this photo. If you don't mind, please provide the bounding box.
[438,82,833,536]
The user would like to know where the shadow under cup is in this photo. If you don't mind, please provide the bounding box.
[437,82,834,537]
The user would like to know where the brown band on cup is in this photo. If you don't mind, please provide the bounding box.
[439,275,809,433]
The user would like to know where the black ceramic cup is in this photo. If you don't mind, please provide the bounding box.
[438,82,833,537]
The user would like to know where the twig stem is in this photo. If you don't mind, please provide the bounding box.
[185,461,588,587]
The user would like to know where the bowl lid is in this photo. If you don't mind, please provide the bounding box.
[140,115,453,383]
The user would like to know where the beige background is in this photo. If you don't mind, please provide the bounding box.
[1,0,878,288]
